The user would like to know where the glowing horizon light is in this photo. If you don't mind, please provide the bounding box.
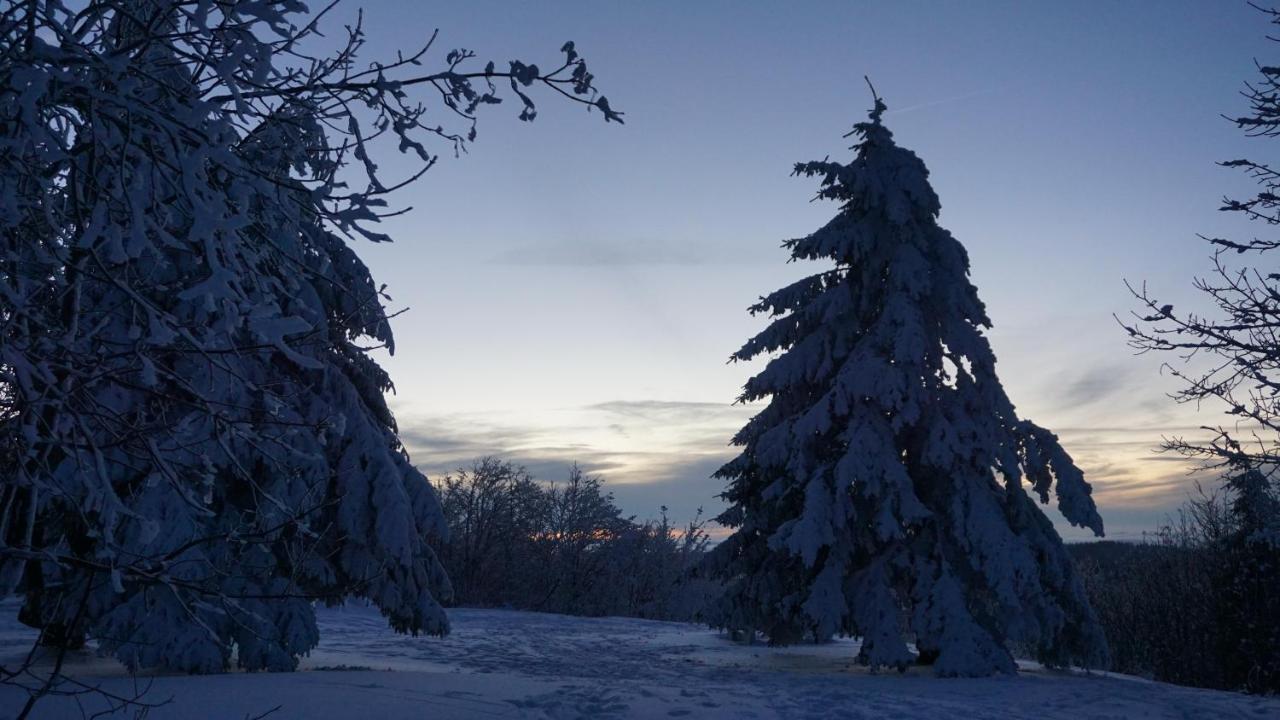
[352,0,1267,542]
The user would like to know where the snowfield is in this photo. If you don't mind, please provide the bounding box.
[2,602,1276,720]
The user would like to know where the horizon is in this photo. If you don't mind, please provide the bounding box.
[346,0,1271,541]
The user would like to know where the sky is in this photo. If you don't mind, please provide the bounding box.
[337,1,1274,540]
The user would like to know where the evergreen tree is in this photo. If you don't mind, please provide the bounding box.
[706,90,1108,676]
[1218,469,1280,693]
[0,0,618,678]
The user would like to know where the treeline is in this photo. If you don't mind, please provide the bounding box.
[432,458,718,621]
[1070,472,1279,694]
[433,457,1280,695]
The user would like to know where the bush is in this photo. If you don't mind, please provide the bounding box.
[433,458,718,621]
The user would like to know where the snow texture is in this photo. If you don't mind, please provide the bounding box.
[0,601,1274,719]
[0,1,450,673]
[706,96,1108,676]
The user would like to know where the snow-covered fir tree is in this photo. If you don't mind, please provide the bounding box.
[0,0,617,674]
[706,92,1108,676]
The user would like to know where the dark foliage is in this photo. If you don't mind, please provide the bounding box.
[1115,4,1280,695]
[1071,476,1279,693]
[434,458,718,621]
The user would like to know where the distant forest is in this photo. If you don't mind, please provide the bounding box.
[435,460,1278,694]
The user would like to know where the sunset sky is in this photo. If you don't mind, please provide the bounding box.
[349,1,1271,540]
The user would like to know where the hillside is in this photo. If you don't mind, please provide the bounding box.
[2,602,1275,719]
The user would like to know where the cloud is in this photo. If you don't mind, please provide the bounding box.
[605,454,730,523]
[399,419,615,478]
[397,418,545,468]
[1044,421,1224,523]
[590,400,730,414]
[394,401,750,524]
[1051,426,1206,436]
[394,398,1227,540]
[592,398,750,425]
[1056,363,1143,409]
[489,238,713,266]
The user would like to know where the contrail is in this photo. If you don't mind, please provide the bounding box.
[885,87,1001,116]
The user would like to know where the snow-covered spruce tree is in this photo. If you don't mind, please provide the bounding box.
[0,0,619,679]
[706,93,1108,676]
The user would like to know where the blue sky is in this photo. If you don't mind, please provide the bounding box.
[344,1,1272,539]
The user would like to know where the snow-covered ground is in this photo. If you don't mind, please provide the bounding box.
[1,601,1276,719]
